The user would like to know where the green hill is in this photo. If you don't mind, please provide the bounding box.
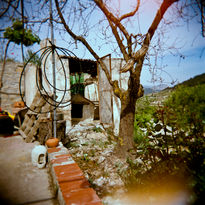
[176,73,205,87]
[141,73,205,106]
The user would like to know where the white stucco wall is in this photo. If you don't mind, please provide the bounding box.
[84,73,99,102]
[24,39,71,132]
[0,62,24,114]
[98,57,112,125]
[25,63,38,107]
[41,39,72,132]
[83,104,94,120]
[85,83,98,102]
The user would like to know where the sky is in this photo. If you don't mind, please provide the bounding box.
[0,0,204,87]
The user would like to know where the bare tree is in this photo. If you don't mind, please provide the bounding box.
[0,0,203,157]
[54,0,188,157]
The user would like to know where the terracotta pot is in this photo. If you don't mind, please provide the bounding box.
[46,138,59,148]
[13,101,25,108]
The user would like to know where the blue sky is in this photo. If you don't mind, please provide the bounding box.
[1,0,204,87]
[141,44,205,86]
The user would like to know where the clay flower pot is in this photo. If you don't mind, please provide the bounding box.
[46,138,59,148]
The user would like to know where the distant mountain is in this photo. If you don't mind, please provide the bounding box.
[143,84,168,95]
[144,87,159,95]
[143,73,205,104]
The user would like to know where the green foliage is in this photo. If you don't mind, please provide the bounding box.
[134,97,156,145]
[125,85,205,204]
[4,19,40,46]
[82,153,90,162]
[165,85,205,135]
[164,85,205,204]
[92,126,103,133]
[176,73,205,87]
[24,49,41,67]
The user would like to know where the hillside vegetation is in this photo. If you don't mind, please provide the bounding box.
[176,73,205,87]
[130,73,205,204]
[65,73,205,204]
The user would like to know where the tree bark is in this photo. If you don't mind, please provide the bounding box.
[116,74,144,158]
[0,40,10,106]
[0,40,10,89]
[118,95,136,155]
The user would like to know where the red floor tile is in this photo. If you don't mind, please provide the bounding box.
[47,147,61,153]
[87,202,103,205]
[59,178,90,193]
[63,188,102,205]
[51,154,72,164]
[55,154,72,158]
[54,163,85,183]
[48,146,103,204]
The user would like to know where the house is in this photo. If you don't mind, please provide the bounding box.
[24,39,129,135]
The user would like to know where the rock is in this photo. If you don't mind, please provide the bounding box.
[135,158,143,164]
[98,156,105,164]
[94,176,105,186]
[64,120,126,200]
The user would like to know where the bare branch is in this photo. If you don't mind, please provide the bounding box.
[0,0,11,18]
[54,0,99,60]
[94,0,130,44]
[120,0,179,74]
[119,0,140,21]
[54,0,122,94]
[0,0,21,18]
[107,18,129,61]
[196,0,205,37]
[132,0,179,70]
[144,0,179,45]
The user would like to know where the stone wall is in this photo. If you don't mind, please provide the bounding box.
[0,61,24,114]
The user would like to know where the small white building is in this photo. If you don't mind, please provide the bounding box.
[25,39,129,135]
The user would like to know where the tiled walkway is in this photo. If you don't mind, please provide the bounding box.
[48,147,103,205]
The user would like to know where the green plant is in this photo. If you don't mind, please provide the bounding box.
[134,97,156,145]
[24,49,41,66]
[70,73,85,96]
[92,127,103,133]
[126,85,205,204]
[82,153,90,162]
[4,19,40,46]
[68,142,79,148]
[164,85,205,204]
[165,85,205,135]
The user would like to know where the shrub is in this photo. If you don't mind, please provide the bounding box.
[125,85,205,204]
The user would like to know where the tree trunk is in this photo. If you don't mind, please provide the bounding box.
[114,74,144,158]
[0,40,10,106]
[116,93,137,158]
